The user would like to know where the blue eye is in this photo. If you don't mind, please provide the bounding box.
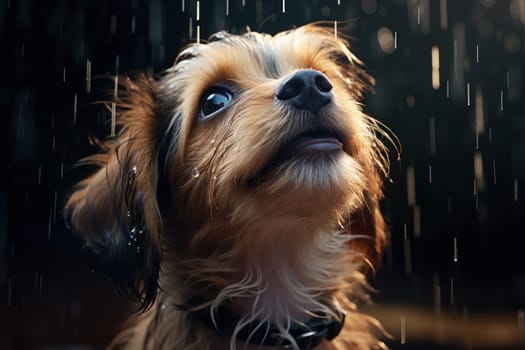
[199,87,232,120]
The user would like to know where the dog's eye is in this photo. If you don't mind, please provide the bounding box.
[199,87,232,120]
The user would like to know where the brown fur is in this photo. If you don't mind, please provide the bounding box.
[65,23,395,350]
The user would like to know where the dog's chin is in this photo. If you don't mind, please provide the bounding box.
[248,134,365,213]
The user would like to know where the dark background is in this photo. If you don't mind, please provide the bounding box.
[1,0,525,349]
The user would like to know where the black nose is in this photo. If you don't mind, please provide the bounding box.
[275,69,333,115]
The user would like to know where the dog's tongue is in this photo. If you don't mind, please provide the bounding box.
[286,135,343,156]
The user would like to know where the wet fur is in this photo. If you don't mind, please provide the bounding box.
[65,23,394,350]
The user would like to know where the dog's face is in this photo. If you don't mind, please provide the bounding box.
[65,24,390,321]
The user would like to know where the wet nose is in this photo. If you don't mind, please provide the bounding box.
[275,69,333,115]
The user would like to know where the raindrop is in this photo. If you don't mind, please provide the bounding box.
[38,164,42,184]
[514,179,518,202]
[394,31,397,49]
[334,21,337,40]
[52,136,56,151]
[48,206,52,239]
[191,167,200,178]
[86,59,92,93]
[131,16,136,33]
[196,0,200,21]
[453,236,459,262]
[400,315,406,344]
[476,44,479,63]
[63,67,66,83]
[492,161,496,184]
[115,56,120,75]
[519,309,524,330]
[506,71,510,89]
[475,88,484,145]
[403,224,412,275]
[474,152,484,192]
[60,162,64,179]
[466,82,471,106]
[282,0,285,13]
[433,273,441,315]
[428,165,432,183]
[413,205,421,237]
[110,15,117,34]
[197,25,201,44]
[440,0,448,29]
[431,46,440,90]
[114,75,119,97]
[111,102,116,137]
[188,17,193,40]
[226,0,230,15]
[182,0,185,12]
[446,80,450,99]
[406,165,416,206]
[73,93,78,125]
[500,90,504,111]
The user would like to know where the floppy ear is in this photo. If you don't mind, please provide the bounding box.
[348,176,387,272]
[65,76,162,310]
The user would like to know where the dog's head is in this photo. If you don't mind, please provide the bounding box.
[65,24,391,315]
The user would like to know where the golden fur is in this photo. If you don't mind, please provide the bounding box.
[65,23,394,350]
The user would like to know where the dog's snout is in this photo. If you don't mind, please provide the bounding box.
[275,69,333,115]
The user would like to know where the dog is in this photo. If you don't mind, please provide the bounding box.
[65,23,393,350]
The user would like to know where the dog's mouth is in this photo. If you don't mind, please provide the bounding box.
[248,129,347,185]
[279,132,344,159]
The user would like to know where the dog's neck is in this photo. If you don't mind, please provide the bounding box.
[163,207,362,349]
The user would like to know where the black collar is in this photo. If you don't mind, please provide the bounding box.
[181,298,346,349]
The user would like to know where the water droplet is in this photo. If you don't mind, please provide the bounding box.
[400,315,406,344]
[453,237,459,262]
[191,167,200,178]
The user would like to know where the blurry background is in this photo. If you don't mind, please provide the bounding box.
[1,0,525,349]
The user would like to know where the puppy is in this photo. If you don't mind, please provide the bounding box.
[65,23,393,350]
